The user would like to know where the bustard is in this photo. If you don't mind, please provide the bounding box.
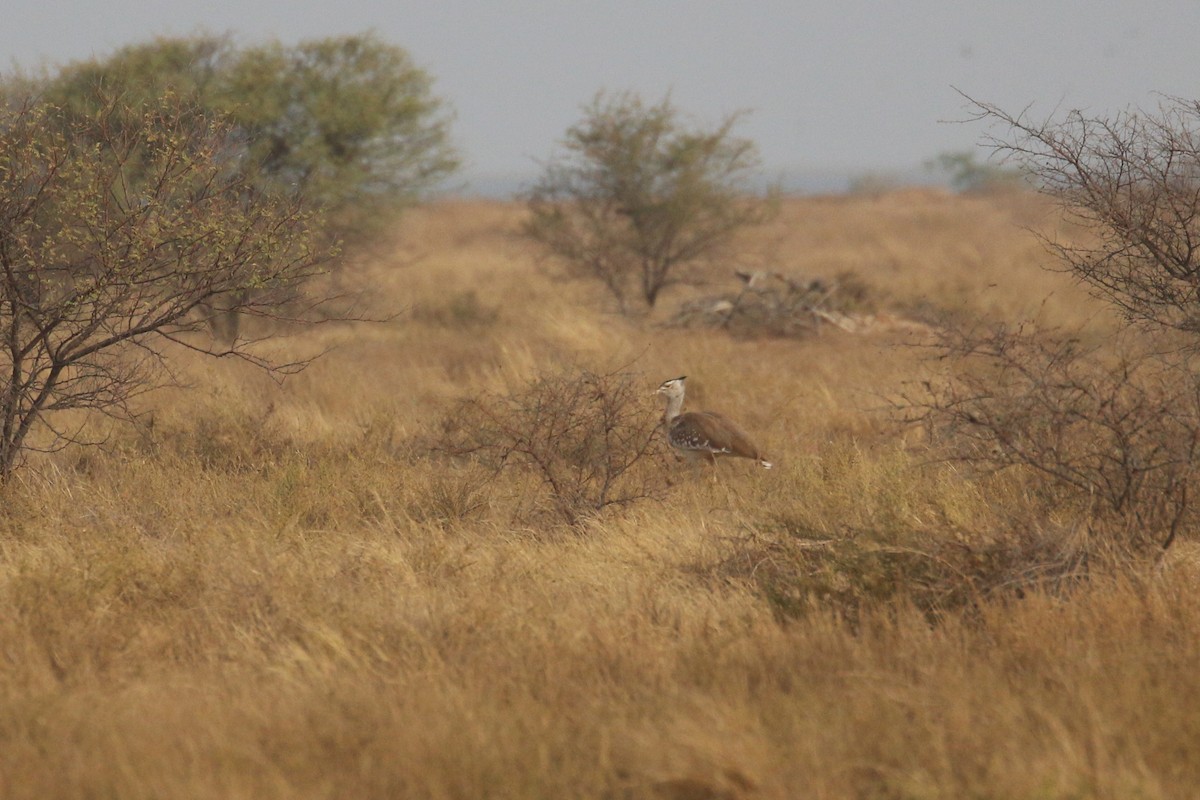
[656,376,773,469]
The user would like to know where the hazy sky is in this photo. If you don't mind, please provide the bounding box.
[7,1,1200,188]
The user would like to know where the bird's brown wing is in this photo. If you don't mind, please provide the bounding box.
[681,411,765,461]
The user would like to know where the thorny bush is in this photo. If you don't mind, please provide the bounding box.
[908,324,1200,554]
[439,367,671,525]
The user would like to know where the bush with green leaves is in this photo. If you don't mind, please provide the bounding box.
[524,92,776,313]
[924,150,1026,193]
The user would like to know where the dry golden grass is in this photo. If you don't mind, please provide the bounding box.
[3,192,1198,799]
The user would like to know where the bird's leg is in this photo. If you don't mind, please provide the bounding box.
[708,457,739,508]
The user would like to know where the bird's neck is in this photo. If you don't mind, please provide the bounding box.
[662,393,684,424]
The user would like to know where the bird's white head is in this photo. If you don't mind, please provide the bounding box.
[656,375,687,400]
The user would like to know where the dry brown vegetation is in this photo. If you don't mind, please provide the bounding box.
[4,190,1200,799]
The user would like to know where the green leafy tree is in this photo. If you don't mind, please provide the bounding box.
[524,92,776,313]
[36,35,227,109]
[17,33,458,233]
[220,36,459,216]
[0,93,323,480]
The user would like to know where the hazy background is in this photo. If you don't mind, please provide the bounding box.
[7,1,1200,194]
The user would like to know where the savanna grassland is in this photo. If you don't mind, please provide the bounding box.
[4,190,1200,800]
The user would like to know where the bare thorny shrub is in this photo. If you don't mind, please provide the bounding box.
[907,326,1200,557]
[891,96,1200,564]
[438,367,671,525]
[741,96,1200,616]
[968,94,1200,334]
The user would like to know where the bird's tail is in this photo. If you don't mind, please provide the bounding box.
[759,458,773,469]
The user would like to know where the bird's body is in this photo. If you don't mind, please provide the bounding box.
[656,376,772,469]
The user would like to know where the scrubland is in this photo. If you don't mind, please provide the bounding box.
[4,190,1200,799]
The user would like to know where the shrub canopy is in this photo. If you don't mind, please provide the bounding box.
[10,33,459,236]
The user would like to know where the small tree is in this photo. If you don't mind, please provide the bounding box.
[524,92,775,313]
[0,94,323,480]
